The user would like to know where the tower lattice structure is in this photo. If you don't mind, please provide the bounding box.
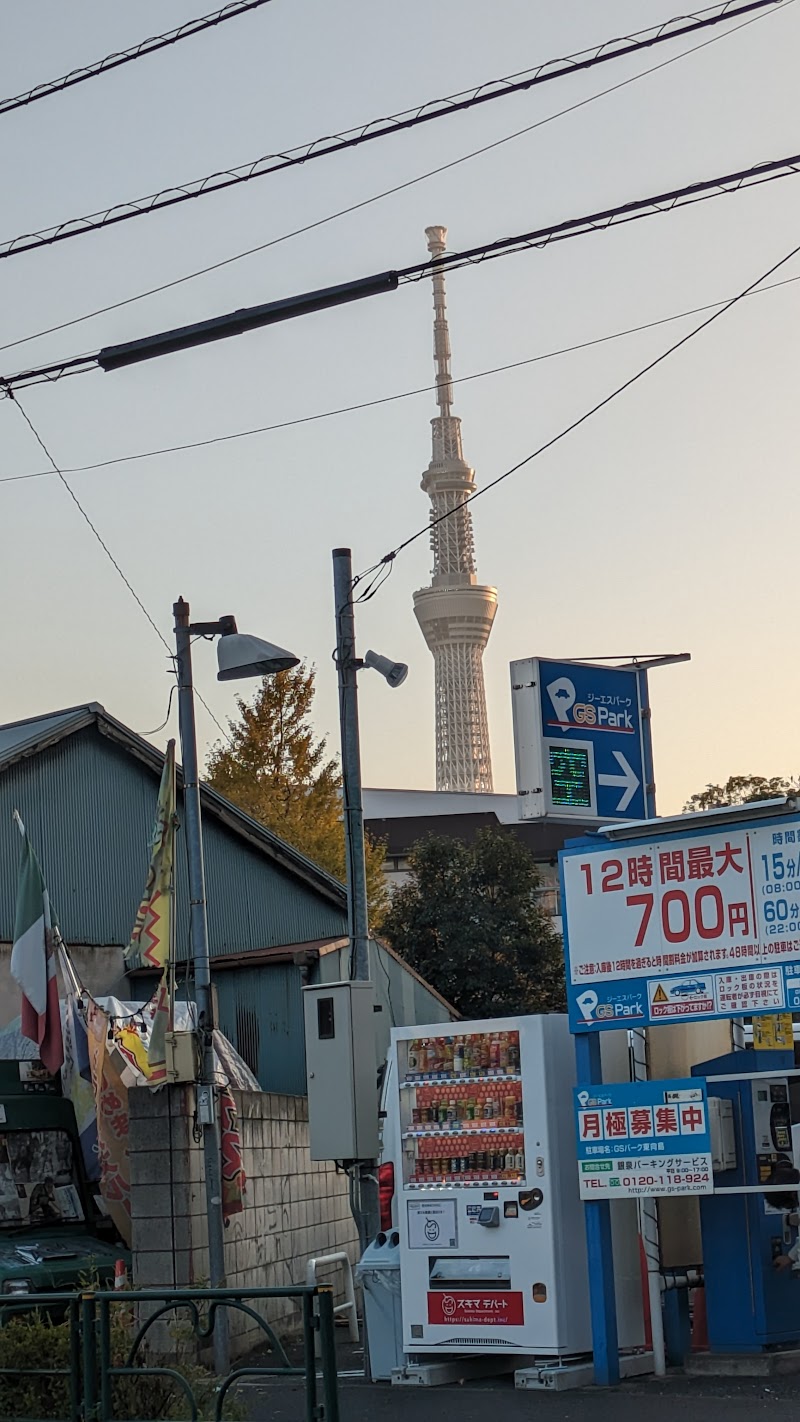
[413,226,497,793]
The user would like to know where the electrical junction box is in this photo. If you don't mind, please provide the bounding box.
[164,1030,198,1084]
[303,981,379,1161]
[708,1096,737,1172]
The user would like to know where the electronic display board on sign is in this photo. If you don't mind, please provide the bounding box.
[548,744,593,810]
[560,813,800,1031]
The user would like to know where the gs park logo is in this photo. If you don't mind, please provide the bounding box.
[546,676,634,733]
[575,988,645,1022]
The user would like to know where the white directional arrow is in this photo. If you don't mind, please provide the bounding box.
[598,751,640,813]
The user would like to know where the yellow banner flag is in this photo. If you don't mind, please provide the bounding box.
[125,741,176,1081]
[126,740,176,972]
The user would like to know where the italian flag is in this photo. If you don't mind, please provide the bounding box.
[10,818,64,1075]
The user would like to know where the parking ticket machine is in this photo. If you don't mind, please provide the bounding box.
[693,1050,800,1353]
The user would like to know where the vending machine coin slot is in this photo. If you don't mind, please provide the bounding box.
[518,1189,543,1211]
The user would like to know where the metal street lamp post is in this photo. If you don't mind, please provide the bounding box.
[173,597,298,1375]
[331,549,407,1246]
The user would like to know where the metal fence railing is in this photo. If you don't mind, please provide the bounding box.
[0,1282,340,1422]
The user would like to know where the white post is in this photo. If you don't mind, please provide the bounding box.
[631,1026,666,1377]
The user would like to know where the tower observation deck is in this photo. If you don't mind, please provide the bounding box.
[413,226,497,793]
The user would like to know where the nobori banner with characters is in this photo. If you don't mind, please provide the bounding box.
[575,1079,713,1199]
[561,814,800,1031]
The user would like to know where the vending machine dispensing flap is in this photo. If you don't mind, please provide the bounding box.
[428,1256,511,1290]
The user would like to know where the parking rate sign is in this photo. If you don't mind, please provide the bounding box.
[575,1079,713,1199]
[561,814,800,1031]
[511,658,646,822]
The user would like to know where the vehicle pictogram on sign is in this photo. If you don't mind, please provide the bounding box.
[647,977,714,1019]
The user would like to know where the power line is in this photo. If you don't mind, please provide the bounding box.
[359,237,800,581]
[394,152,800,283]
[0,0,784,264]
[8,391,170,648]
[4,147,800,393]
[0,0,277,118]
[2,267,799,487]
[0,0,787,360]
[6,392,230,744]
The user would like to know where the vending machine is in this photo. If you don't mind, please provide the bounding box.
[388,1013,643,1356]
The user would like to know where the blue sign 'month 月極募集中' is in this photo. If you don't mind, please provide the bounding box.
[574,1078,713,1199]
[510,658,646,822]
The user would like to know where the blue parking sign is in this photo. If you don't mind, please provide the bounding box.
[511,658,646,821]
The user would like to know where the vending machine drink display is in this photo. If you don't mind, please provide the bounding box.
[388,1014,643,1356]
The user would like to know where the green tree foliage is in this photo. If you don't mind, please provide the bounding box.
[684,774,798,813]
[381,828,565,1019]
[205,663,388,924]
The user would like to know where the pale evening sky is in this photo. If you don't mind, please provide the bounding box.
[1,0,798,812]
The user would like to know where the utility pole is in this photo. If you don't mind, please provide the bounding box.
[173,597,230,1376]
[332,548,378,1243]
[333,549,371,983]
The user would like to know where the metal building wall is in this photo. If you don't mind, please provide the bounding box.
[315,942,456,1065]
[0,728,346,953]
[214,963,308,1095]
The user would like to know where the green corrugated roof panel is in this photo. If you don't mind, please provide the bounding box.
[0,704,347,951]
[0,705,98,767]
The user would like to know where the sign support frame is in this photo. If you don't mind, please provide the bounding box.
[574,1031,620,1386]
[573,666,658,1386]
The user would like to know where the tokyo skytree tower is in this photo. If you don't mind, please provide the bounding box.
[413,226,497,793]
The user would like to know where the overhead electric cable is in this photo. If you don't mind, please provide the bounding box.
[0,0,277,118]
[393,153,800,283]
[0,0,784,264]
[3,148,800,393]
[8,391,171,648]
[0,0,788,359]
[2,267,799,487]
[6,393,229,743]
[355,237,800,584]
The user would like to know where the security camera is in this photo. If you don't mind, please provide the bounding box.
[363,649,408,689]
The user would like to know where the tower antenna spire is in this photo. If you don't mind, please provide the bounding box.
[413,226,497,793]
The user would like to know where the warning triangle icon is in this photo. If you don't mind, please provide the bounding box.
[652,984,668,1004]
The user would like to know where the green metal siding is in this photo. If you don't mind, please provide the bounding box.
[0,727,346,952]
[214,964,307,1095]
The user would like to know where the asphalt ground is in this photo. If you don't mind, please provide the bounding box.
[238,1371,800,1421]
[237,1338,800,1421]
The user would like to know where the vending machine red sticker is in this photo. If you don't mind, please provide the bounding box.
[427,1291,525,1326]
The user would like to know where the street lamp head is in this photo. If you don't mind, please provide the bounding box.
[363,648,408,689]
[217,628,300,682]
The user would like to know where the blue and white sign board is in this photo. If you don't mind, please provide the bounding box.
[575,1078,713,1198]
[510,658,646,822]
[562,812,800,1032]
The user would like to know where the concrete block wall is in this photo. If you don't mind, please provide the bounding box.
[129,1085,359,1358]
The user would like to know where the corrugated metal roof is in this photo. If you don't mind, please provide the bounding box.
[0,710,346,951]
[0,703,346,911]
[0,705,99,767]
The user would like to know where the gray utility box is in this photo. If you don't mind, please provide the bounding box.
[357,1233,402,1381]
[303,980,379,1160]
